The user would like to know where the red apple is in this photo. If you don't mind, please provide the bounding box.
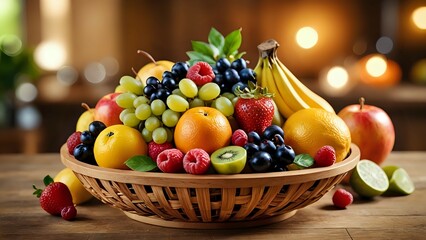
[338,97,395,165]
[94,93,124,126]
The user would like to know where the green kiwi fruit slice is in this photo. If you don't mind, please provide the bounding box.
[211,146,247,174]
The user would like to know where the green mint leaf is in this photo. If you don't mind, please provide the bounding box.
[208,27,225,53]
[191,41,214,59]
[186,51,216,65]
[43,175,54,186]
[223,28,242,57]
[293,154,315,169]
[125,155,158,172]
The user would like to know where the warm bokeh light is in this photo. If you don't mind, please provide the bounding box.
[412,6,426,30]
[84,62,106,83]
[296,27,318,49]
[16,83,38,102]
[411,59,426,84]
[16,105,41,130]
[34,41,67,71]
[57,66,78,86]
[365,55,387,77]
[326,66,349,89]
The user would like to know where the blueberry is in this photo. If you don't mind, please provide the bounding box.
[73,144,96,165]
[216,58,231,73]
[162,71,175,80]
[143,85,157,97]
[171,62,189,79]
[248,131,261,145]
[224,68,240,84]
[231,58,247,72]
[239,68,256,83]
[146,77,160,88]
[262,125,284,140]
[80,131,95,145]
[213,74,225,85]
[161,77,177,90]
[274,145,296,167]
[273,134,285,146]
[244,143,259,157]
[260,140,277,154]
[231,82,247,94]
[88,121,106,137]
[248,151,273,172]
[156,88,171,102]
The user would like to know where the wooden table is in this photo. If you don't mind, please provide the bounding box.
[1,152,425,239]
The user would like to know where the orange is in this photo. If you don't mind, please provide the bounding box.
[94,125,147,169]
[174,107,232,154]
[54,168,93,205]
[283,108,351,162]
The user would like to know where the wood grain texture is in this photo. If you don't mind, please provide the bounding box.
[0,151,425,239]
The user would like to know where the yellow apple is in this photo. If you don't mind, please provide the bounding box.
[136,50,174,87]
[54,168,93,205]
[76,103,95,132]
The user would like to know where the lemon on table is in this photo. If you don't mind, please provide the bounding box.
[350,160,389,198]
[382,166,415,195]
[54,168,93,205]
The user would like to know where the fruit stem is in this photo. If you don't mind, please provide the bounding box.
[257,39,279,60]
[81,103,91,112]
[137,50,157,66]
[359,97,365,111]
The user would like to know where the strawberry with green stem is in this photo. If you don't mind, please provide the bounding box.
[33,175,77,220]
[234,81,275,134]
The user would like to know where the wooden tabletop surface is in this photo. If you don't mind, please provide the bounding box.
[1,151,425,239]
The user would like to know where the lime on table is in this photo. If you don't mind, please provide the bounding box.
[382,166,415,195]
[350,160,389,198]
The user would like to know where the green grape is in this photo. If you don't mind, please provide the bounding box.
[189,98,205,108]
[119,108,135,122]
[179,78,198,98]
[116,92,137,108]
[135,103,152,121]
[232,97,239,106]
[215,96,234,117]
[161,109,180,127]
[151,99,166,116]
[221,92,236,101]
[133,96,150,108]
[198,82,220,101]
[165,127,173,142]
[141,128,152,142]
[172,89,186,98]
[119,75,143,95]
[122,113,140,128]
[152,127,168,144]
[166,95,189,112]
[145,116,161,132]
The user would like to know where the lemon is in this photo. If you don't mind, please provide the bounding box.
[350,160,389,198]
[283,108,351,162]
[54,168,93,205]
[382,166,415,195]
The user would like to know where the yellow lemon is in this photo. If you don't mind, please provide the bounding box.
[283,108,351,162]
[54,168,93,205]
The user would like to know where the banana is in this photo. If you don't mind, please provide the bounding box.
[276,58,335,113]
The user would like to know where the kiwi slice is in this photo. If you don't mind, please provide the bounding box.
[211,146,247,174]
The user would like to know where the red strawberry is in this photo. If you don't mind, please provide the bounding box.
[148,141,174,162]
[33,175,77,220]
[234,83,274,134]
[332,188,353,209]
[186,62,215,86]
[183,148,211,175]
[66,131,82,154]
[314,145,336,167]
[156,148,184,173]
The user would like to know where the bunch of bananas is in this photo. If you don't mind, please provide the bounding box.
[254,39,335,119]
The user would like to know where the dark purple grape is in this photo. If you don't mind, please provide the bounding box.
[239,68,256,83]
[80,131,95,145]
[216,58,231,73]
[248,131,261,145]
[146,77,160,88]
[162,71,175,80]
[274,145,296,167]
[231,58,247,72]
[143,85,157,97]
[273,134,285,146]
[244,143,259,157]
[213,74,225,85]
[224,68,240,84]
[248,151,273,172]
[162,77,177,90]
[73,144,96,165]
[260,140,277,154]
[171,62,189,79]
[231,82,247,94]
[263,125,284,140]
[156,88,171,102]
[88,121,106,137]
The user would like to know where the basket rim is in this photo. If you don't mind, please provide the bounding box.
[60,143,360,188]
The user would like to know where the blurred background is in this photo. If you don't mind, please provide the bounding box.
[1,0,425,154]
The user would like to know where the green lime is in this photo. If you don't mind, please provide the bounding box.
[384,167,415,195]
[350,160,389,198]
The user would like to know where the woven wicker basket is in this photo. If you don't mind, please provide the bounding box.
[60,143,360,229]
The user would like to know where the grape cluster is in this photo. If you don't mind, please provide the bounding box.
[244,125,296,173]
[73,121,106,165]
[213,58,256,94]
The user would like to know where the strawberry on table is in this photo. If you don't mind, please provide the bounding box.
[234,82,274,134]
[33,175,77,220]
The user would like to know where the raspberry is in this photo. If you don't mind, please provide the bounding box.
[156,149,184,173]
[66,132,82,155]
[183,148,211,175]
[61,205,77,221]
[148,141,174,162]
[232,129,248,147]
[332,188,353,209]
[314,145,336,167]
[186,62,215,86]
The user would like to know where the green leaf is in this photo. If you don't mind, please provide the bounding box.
[43,175,54,186]
[125,155,158,172]
[208,28,225,52]
[186,51,216,65]
[235,51,247,59]
[223,28,242,56]
[293,154,315,169]
[191,41,215,59]
[32,185,42,198]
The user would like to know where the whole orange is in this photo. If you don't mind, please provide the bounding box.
[174,107,232,154]
[94,125,147,169]
[283,108,351,163]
